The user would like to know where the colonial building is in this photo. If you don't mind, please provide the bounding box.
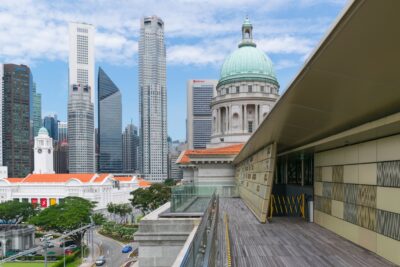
[0,174,150,211]
[209,18,279,148]
[178,18,279,190]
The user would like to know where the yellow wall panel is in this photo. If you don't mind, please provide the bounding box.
[358,140,377,163]
[377,134,400,162]
[331,200,344,219]
[343,165,358,184]
[321,167,332,182]
[377,234,400,266]
[343,145,359,165]
[358,163,377,185]
[358,227,377,253]
[376,187,400,214]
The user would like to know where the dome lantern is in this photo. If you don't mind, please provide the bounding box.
[239,17,256,48]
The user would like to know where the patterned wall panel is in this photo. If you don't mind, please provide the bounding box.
[315,195,332,215]
[322,182,332,198]
[332,183,344,202]
[344,203,357,225]
[235,143,276,223]
[344,184,358,205]
[314,167,322,182]
[377,210,400,241]
[332,165,344,183]
[357,206,376,231]
[377,161,400,187]
[357,185,376,208]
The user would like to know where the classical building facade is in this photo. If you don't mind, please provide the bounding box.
[209,18,279,147]
[33,127,54,174]
[139,16,168,182]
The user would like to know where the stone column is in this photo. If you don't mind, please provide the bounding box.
[217,108,220,134]
[225,106,229,134]
[244,105,247,133]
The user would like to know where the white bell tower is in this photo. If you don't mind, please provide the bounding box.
[33,127,55,174]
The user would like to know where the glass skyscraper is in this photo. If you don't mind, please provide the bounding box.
[122,123,139,173]
[43,115,58,141]
[2,64,32,177]
[98,67,122,173]
[139,16,168,182]
[32,83,42,137]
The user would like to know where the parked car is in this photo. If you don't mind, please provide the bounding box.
[95,255,106,266]
[46,242,55,248]
[40,234,54,241]
[122,245,132,253]
[64,249,74,255]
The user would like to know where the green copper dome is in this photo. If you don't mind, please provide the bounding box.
[38,127,49,136]
[218,18,278,87]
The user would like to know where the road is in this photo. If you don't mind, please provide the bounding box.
[93,230,135,267]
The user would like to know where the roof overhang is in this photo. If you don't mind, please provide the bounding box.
[234,0,400,164]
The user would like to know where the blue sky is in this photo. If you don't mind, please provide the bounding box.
[0,0,347,141]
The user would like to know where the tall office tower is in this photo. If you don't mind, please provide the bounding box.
[32,83,42,137]
[122,124,139,173]
[68,22,95,104]
[43,115,58,141]
[139,16,168,182]
[58,121,68,142]
[68,22,95,173]
[68,84,94,173]
[2,64,32,177]
[0,64,3,166]
[168,140,185,180]
[54,141,68,173]
[187,80,217,149]
[98,67,122,173]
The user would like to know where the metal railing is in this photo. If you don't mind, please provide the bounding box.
[177,192,219,267]
[224,213,232,267]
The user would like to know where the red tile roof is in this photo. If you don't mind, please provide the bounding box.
[137,178,151,187]
[177,144,244,164]
[113,176,133,182]
[18,174,97,183]
[92,174,110,183]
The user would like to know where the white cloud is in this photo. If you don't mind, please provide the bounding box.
[0,0,345,69]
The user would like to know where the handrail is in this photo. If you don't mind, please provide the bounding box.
[224,213,232,267]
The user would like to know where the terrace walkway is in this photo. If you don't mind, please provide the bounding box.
[218,198,395,267]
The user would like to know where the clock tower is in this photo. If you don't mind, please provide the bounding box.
[33,127,55,174]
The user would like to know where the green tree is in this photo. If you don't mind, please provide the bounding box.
[0,200,36,223]
[92,213,107,226]
[107,203,132,223]
[163,178,176,187]
[29,197,95,244]
[130,184,171,215]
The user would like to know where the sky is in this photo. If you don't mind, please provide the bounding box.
[0,0,347,141]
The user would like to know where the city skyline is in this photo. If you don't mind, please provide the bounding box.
[0,0,346,141]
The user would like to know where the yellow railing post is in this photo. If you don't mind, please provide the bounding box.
[224,213,232,267]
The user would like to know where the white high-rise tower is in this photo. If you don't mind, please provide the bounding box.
[68,22,95,173]
[33,127,55,174]
[139,16,168,182]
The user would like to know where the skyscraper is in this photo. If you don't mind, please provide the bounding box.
[2,64,32,177]
[68,22,95,173]
[98,67,122,173]
[0,64,3,167]
[68,84,94,173]
[187,80,217,149]
[32,83,42,137]
[43,115,58,141]
[58,121,68,142]
[122,123,139,173]
[139,16,168,182]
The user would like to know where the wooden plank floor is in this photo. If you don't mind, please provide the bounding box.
[217,198,396,267]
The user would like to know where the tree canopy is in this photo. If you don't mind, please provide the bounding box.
[130,183,171,215]
[107,203,132,223]
[163,178,177,187]
[29,197,95,243]
[0,200,36,223]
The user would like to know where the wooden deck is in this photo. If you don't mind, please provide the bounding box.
[218,198,395,267]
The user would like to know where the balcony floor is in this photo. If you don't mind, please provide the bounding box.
[218,198,395,267]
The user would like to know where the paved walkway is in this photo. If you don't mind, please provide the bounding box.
[218,198,395,267]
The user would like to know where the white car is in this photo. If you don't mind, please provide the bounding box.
[95,255,106,266]
[40,234,54,242]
